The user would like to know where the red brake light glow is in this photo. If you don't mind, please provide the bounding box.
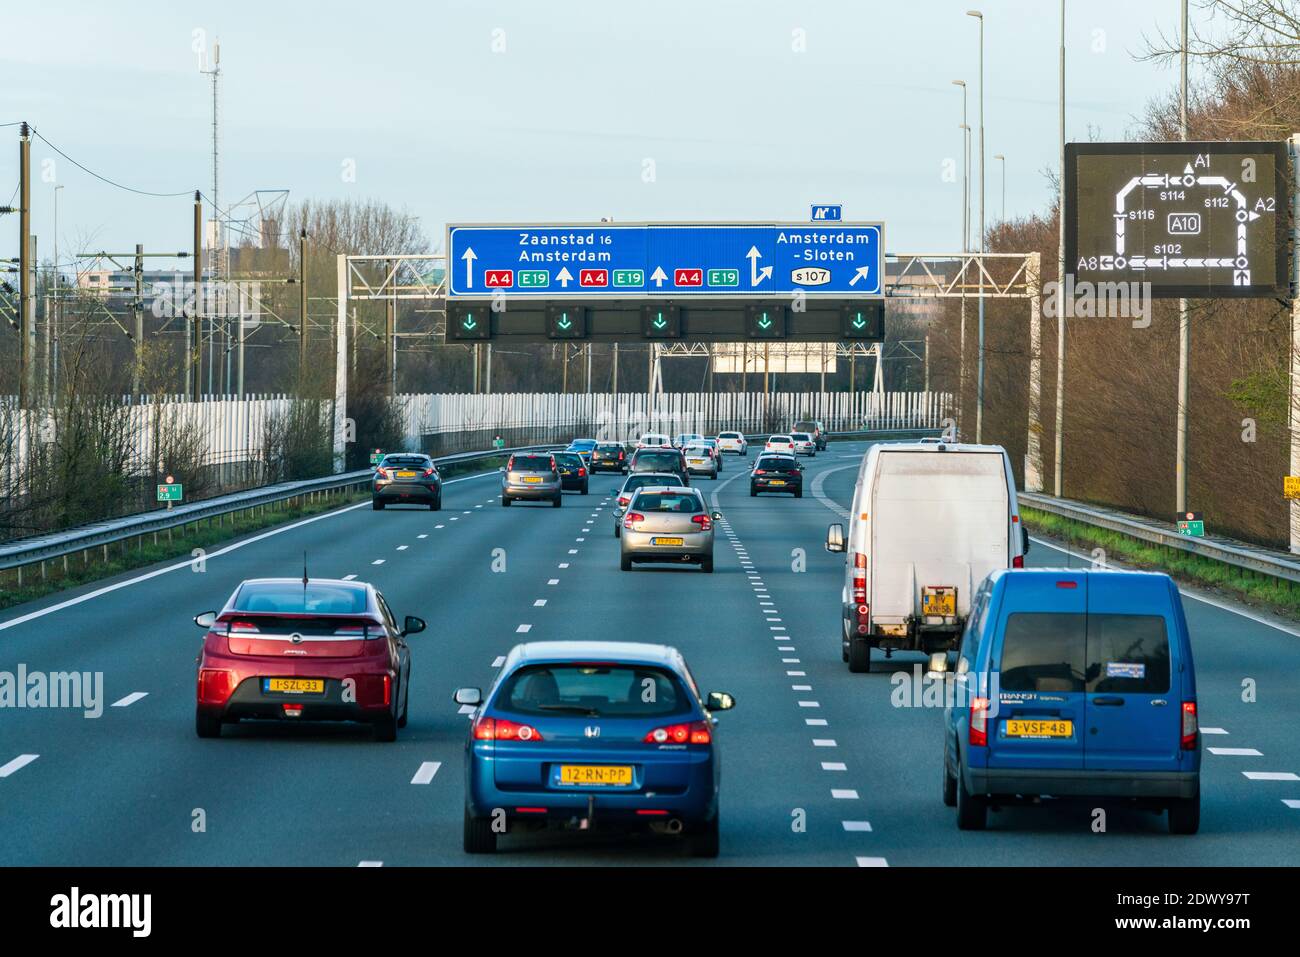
[472,717,543,742]
[228,619,260,633]
[624,511,644,529]
[1012,555,1025,568]
[1181,701,1198,749]
[970,696,989,747]
[691,514,712,531]
[644,721,712,745]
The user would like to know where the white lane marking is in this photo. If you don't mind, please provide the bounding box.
[458,704,476,715]
[475,505,483,509]
[770,627,786,632]
[575,538,585,543]
[417,534,428,539]
[371,559,385,565]
[342,574,358,581]
[547,579,560,585]
[568,549,579,554]
[792,684,812,691]
[396,545,408,551]
[559,563,570,569]
[450,517,459,521]
[1207,747,1262,756]
[462,510,471,514]
[516,624,532,633]
[842,821,872,832]
[855,857,889,867]
[806,718,828,726]
[492,656,506,668]
[410,761,442,785]
[798,701,820,708]
[111,692,148,708]
[813,739,837,748]
[436,524,445,529]
[821,762,847,771]
[778,646,796,651]
[358,861,383,867]
[0,754,39,777]
[534,599,547,607]
[782,658,801,663]
[787,670,806,676]
[831,789,858,799]
[1201,727,1229,735]
[1283,799,1300,808]
[759,601,774,606]
[1244,771,1300,781]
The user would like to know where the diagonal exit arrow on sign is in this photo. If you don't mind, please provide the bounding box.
[746,246,773,287]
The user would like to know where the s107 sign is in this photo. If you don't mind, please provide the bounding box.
[1064,141,1288,299]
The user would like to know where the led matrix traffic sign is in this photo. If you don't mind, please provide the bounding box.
[1064,141,1287,299]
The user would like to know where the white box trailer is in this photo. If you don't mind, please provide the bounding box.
[825,440,1029,673]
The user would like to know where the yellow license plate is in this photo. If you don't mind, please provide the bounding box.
[396,470,417,478]
[689,459,706,465]
[523,476,542,483]
[769,480,786,486]
[558,765,634,786]
[922,587,956,617]
[1004,719,1073,739]
[265,678,324,694]
[651,536,685,546]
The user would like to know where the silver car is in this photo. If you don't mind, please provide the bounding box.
[619,487,721,573]
[790,432,817,457]
[682,444,719,480]
[609,472,682,538]
[500,452,563,507]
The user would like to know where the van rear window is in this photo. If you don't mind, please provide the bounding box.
[999,613,1086,693]
[1087,614,1170,693]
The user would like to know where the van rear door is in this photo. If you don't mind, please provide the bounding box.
[870,450,1009,626]
[1083,575,1180,772]
[987,573,1087,771]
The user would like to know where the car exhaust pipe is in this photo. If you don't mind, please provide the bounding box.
[665,818,684,834]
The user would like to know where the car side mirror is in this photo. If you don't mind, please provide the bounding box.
[402,615,426,637]
[826,523,846,553]
[194,611,217,629]
[454,687,482,706]
[711,511,723,521]
[706,691,735,711]
[610,487,618,496]
[1020,523,1030,554]
[498,466,506,473]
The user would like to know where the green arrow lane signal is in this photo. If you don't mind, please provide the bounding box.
[557,314,573,330]
[652,312,667,330]
[757,313,773,330]
[851,313,866,330]
[462,315,477,330]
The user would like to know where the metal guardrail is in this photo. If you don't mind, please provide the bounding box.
[0,444,560,575]
[1020,491,1300,585]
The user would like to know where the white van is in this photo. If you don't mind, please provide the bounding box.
[825,440,1029,673]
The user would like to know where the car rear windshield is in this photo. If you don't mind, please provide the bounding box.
[596,443,622,452]
[636,451,679,467]
[719,432,741,439]
[757,457,797,470]
[632,492,702,513]
[233,582,368,615]
[553,453,583,467]
[511,455,553,471]
[382,456,430,468]
[500,664,690,717]
[623,475,673,492]
[998,612,1171,694]
[792,433,811,441]
[794,421,817,431]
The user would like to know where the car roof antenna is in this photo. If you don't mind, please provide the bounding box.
[302,551,309,590]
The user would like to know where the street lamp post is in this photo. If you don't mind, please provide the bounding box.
[994,153,1006,222]
[953,79,971,425]
[967,9,986,443]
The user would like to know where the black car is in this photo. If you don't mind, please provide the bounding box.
[552,451,591,494]
[750,454,803,497]
[628,447,690,486]
[373,454,442,510]
[591,441,628,473]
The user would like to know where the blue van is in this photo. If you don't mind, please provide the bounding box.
[942,568,1200,834]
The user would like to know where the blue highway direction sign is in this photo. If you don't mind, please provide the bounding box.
[810,204,843,221]
[447,222,884,299]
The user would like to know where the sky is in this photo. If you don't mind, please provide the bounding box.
[0,0,1199,270]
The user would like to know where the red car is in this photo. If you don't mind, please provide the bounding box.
[192,578,425,741]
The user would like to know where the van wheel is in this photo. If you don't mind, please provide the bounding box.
[942,751,958,807]
[847,637,872,673]
[955,765,988,830]
[1168,794,1200,835]
[195,709,222,739]
[463,808,498,854]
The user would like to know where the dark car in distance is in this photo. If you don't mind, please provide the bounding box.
[372,453,442,510]
[628,447,690,486]
[552,451,591,494]
[591,442,628,473]
[750,454,804,497]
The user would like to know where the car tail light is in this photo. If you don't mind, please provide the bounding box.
[692,514,712,531]
[851,552,867,604]
[618,451,624,460]
[376,467,390,480]
[624,511,644,529]
[332,624,369,637]
[228,619,260,633]
[754,469,766,475]
[1012,555,1025,568]
[578,467,587,477]
[197,669,234,704]
[970,696,989,747]
[1181,701,1198,750]
[515,807,547,814]
[422,467,435,477]
[473,717,543,741]
[283,703,303,717]
[644,721,711,745]
[617,496,630,507]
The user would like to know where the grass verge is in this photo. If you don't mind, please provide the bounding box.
[1021,505,1300,621]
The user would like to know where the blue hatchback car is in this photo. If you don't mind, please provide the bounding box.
[943,568,1200,834]
[455,641,735,856]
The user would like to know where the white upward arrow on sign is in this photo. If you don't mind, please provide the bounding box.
[461,247,477,289]
[650,266,668,288]
[556,267,573,288]
[746,246,773,286]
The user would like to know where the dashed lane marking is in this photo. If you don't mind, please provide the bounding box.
[1207,748,1262,756]
[0,754,39,778]
[111,692,148,708]
[842,821,872,832]
[1243,772,1300,781]
[855,857,889,867]
[410,761,442,785]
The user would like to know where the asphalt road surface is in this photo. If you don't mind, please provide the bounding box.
[1,441,1296,866]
